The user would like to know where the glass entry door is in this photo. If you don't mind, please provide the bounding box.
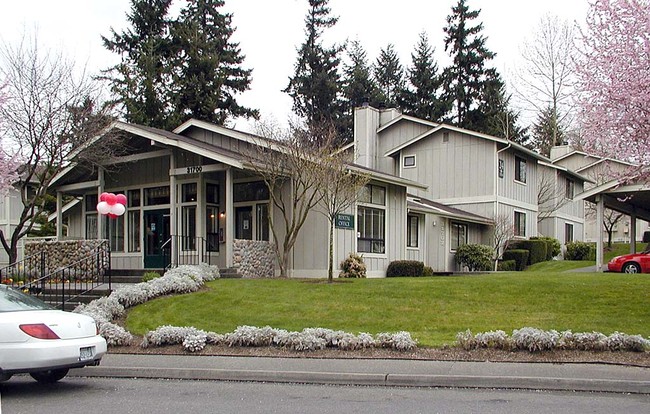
[235,206,253,240]
[144,209,171,268]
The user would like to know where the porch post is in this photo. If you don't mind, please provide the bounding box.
[630,210,637,254]
[225,167,233,267]
[170,151,177,266]
[97,167,105,240]
[596,195,604,271]
[56,191,63,241]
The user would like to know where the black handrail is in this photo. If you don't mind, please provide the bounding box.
[163,235,216,268]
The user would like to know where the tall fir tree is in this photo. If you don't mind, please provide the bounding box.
[169,0,257,126]
[468,70,529,145]
[103,0,256,130]
[441,0,496,129]
[284,0,343,145]
[532,105,565,156]
[373,44,404,108]
[102,0,174,129]
[400,32,447,122]
[340,39,382,142]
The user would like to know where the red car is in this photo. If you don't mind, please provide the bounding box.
[607,250,650,273]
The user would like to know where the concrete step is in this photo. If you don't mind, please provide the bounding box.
[219,267,242,278]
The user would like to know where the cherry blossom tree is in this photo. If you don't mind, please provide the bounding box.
[575,0,650,181]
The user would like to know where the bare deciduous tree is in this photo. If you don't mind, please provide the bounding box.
[492,213,514,270]
[0,34,116,264]
[537,166,570,222]
[513,14,576,154]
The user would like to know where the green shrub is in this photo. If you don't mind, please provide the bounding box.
[521,240,548,265]
[497,260,516,271]
[142,271,162,283]
[502,249,529,271]
[565,241,594,261]
[386,260,424,277]
[422,266,434,277]
[455,244,494,272]
[339,253,367,278]
[531,236,561,259]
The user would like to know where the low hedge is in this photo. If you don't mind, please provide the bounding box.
[455,244,494,271]
[502,249,529,271]
[565,241,594,261]
[531,236,561,260]
[386,260,425,277]
[497,260,517,272]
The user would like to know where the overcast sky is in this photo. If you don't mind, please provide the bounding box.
[0,0,589,132]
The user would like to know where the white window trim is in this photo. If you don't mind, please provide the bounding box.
[403,154,416,169]
[356,184,388,258]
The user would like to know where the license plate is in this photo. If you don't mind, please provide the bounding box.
[79,346,94,361]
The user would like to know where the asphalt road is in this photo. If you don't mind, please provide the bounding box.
[1,376,649,414]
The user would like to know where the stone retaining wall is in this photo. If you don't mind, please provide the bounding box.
[24,239,109,279]
[232,239,275,278]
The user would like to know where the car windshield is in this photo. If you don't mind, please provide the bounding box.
[0,285,53,312]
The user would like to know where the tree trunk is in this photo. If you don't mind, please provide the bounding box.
[328,220,334,283]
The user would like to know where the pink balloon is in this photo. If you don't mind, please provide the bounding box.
[116,194,127,206]
[110,203,126,216]
[97,201,111,215]
[99,192,109,202]
[105,193,117,205]
[107,213,118,219]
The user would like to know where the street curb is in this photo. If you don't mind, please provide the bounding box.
[71,366,650,394]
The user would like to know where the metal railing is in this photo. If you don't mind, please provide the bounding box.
[163,235,217,268]
[0,241,111,310]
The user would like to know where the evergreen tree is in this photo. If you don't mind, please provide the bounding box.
[471,70,529,146]
[102,0,174,129]
[170,0,257,126]
[441,0,496,128]
[532,106,564,156]
[373,44,404,108]
[284,0,343,144]
[103,0,256,130]
[340,40,381,142]
[400,32,447,122]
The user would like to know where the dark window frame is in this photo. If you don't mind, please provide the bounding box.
[515,156,527,184]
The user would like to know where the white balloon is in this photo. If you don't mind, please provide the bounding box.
[110,203,126,216]
[97,201,111,215]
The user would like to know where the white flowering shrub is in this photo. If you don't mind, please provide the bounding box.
[339,253,367,278]
[73,264,219,347]
[183,333,208,352]
[376,331,418,351]
[99,322,133,346]
[274,330,328,351]
[224,325,281,347]
[457,328,650,353]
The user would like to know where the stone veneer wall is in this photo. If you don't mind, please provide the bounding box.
[24,239,109,277]
[232,239,275,278]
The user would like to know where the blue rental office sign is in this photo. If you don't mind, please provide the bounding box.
[335,213,354,229]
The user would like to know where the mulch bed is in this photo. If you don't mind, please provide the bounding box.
[108,336,650,367]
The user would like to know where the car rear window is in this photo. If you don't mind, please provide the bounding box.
[0,285,53,312]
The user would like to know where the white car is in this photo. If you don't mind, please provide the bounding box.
[0,284,107,383]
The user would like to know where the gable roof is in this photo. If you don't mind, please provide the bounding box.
[538,161,594,184]
[407,194,493,225]
[376,114,439,134]
[383,123,549,163]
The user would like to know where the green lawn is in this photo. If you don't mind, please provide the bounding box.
[126,272,650,347]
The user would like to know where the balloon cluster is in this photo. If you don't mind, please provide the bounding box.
[97,192,127,218]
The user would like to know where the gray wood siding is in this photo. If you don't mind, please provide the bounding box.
[400,131,496,201]
[376,122,434,174]
[498,150,538,207]
[105,156,170,188]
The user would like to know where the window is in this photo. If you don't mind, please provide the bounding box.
[128,210,140,252]
[85,194,98,239]
[144,186,170,205]
[182,183,197,202]
[514,211,526,237]
[565,223,574,244]
[515,156,527,183]
[256,204,269,241]
[206,183,219,204]
[407,215,419,248]
[403,155,416,168]
[128,189,141,208]
[108,214,124,252]
[357,207,385,253]
[234,181,269,202]
[206,183,220,252]
[182,206,196,250]
[565,179,575,200]
[451,222,468,251]
[358,184,385,205]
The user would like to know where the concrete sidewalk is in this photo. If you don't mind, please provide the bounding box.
[71,353,650,394]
